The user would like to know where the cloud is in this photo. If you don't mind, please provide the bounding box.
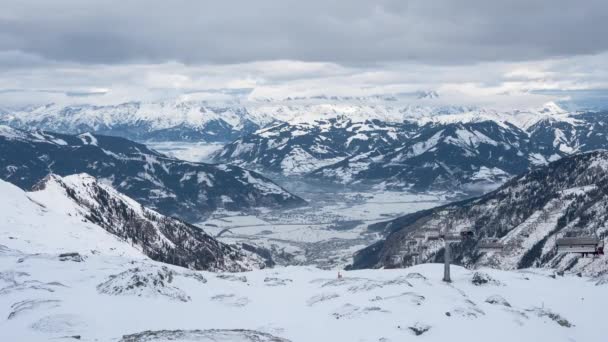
[1,0,607,65]
[0,1,607,108]
[0,53,605,108]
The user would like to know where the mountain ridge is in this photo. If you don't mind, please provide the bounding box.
[348,150,608,276]
[0,125,306,221]
[2,173,264,271]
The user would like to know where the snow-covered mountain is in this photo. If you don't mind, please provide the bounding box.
[216,110,608,192]
[0,96,570,142]
[214,118,419,175]
[0,100,265,142]
[349,151,608,276]
[3,95,604,191]
[0,174,263,271]
[0,126,306,221]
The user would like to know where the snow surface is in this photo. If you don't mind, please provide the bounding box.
[0,178,145,258]
[0,250,605,341]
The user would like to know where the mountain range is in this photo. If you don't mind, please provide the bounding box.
[0,125,305,221]
[4,96,607,193]
[0,96,568,143]
[215,110,608,192]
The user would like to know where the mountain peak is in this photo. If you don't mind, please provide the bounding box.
[416,90,440,99]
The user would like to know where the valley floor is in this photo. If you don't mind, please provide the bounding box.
[197,190,454,269]
[0,246,605,342]
[147,140,460,269]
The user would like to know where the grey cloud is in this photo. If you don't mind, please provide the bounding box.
[1,0,607,66]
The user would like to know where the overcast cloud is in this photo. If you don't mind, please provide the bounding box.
[1,0,607,107]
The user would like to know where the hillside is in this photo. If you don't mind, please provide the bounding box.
[0,126,306,221]
[349,151,608,276]
[0,174,264,271]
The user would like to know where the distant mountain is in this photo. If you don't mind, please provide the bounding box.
[216,111,608,192]
[0,126,306,221]
[0,101,264,142]
[348,151,608,276]
[0,97,569,142]
[310,120,531,191]
[1,174,263,271]
[214,117,419,175]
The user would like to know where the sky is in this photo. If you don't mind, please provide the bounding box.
[1,0,607,108]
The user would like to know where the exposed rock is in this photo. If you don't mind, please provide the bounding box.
[370,292,425,306]
[306,293,340,306]
[405,273,427,280]
[527,307,574,327]
[263,277,293,286]
[332,303,388,319]
[407,322,431,336]
[315,276,412,293]
[97,266,193,302]
[58,252,85,262]
[119,329,291,341]
[485,295,511,307]
[472,272,503,286]
[210,294,250,307]
[216,274,248,283]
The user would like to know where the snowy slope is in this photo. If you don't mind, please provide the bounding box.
[0,175,264,271]
[0,177,144,257]
[0,252,605,341]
